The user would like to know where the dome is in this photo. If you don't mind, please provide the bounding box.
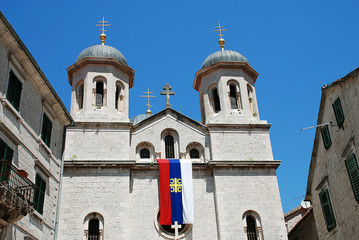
[131,114,151,125]
[76,44,128,65]
[201,50,249,69]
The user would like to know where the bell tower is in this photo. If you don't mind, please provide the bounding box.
[67,18,134,122]
[193,23,260,125]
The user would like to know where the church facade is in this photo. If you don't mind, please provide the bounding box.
[57,29,288,239]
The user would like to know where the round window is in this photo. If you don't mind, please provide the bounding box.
[154,209,192,239]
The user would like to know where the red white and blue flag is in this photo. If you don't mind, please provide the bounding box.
[158,159,194,225]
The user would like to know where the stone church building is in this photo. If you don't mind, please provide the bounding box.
[57,28,287,239]
[0,11,287,240]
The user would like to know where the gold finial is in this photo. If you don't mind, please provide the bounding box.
[96,16,111,45]
[141,88,156,115]
[213,21,227,50]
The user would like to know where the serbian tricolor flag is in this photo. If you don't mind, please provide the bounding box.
[158,159,194,225]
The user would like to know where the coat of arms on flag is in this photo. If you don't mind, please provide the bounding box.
[158,159,194,225]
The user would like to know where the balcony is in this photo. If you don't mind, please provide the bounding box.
[0,160,34,222]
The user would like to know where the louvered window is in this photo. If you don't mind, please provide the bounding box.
[0,138,14,182]
[213,88,221,113]
[190,149,199,159]
[41,113,52,147]
[6,70,22,111]
[320,125,332,149]
[246,215,258,240]
[345,153,359,203]
[332,97,345,127]
[165,135,174,159]
[88,219,100,240]
[229,84,238,109]
[319,189,336,231]
[34,174,46,214]
[96,82,104,106]
[140,148,150,158]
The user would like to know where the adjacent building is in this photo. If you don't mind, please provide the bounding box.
[305,67,359,239]
[0,12,72,239]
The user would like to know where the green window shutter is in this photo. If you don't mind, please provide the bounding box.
[6,71,22,111]
[320,125,332,149]
[332,98,345,127]
[34,174,46,214]
[0,139,13,182]
[319,189,337,231]
[41,114,52,147]
[345,154,359,203]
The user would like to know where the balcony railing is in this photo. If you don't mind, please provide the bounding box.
[0,160,35,211]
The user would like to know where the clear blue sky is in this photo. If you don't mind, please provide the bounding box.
[2,1,359,214]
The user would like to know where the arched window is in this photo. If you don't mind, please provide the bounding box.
[213,88,221,113]
[84,212,104,240]
[165,135,174,159]
[78,83,84,109]
[96,81,104,106]
[88,218,100,240]
[190,149,199,159]
[115,85,120,110]
[140,148,150,158]
[243,211,263,240]
[246,215,258,240]
[229,84,238,109]
[247,84,255,115]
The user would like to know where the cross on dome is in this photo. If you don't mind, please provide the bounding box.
[96,16,111,45]
[213,21,227,50]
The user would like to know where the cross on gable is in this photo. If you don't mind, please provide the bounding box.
[171,221,182,240]
[160,83,175,109]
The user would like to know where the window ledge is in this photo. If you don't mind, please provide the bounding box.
[1,97,20,119]
[31,211,44,223]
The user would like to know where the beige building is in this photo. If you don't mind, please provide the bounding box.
[57,26,287,239]
[305,67,359,239]
[0,12,72,239]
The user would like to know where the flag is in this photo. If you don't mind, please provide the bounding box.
[158,159,194,225]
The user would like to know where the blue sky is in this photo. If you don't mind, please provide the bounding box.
[2,1,359,214]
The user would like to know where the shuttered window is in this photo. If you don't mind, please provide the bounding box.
[41,113,52,147]
[246,215,258,240]
[345,153,359,203]
[332,97,345,127]
[0,138,14,182]
[319,189,336,231]
[190,149,199,159]
[34,174,46,214]
[96,82,104,106]
[320,125,332,149]
[140,148,150,158]
[213,88,221,113]
[165,135,175,159]
[6,70,22,111]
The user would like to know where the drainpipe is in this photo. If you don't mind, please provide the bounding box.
[54,121,73,240]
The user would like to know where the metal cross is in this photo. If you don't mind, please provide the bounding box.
[96,16,111,35]
[171,221,182,240]
[213,20,227,39]
[160,83,175,109]
[141,88,156,114]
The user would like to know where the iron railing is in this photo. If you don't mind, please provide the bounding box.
[0,160,35,206]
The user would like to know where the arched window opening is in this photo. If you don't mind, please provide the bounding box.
[213,88,221,113]
[246,215,258,240]
[115,85,120,110]
[165,135,174,159]
[88,218,100,240]
[229,84,238,109]
[247,84,255,114]
[140,148,150,158]
[190,149,199,159]
[96,82,104,106]
[78,83,84,109]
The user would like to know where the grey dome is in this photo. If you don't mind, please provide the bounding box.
[201,50,249,69]
[76,44,128,65]
[131,114,151,125]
